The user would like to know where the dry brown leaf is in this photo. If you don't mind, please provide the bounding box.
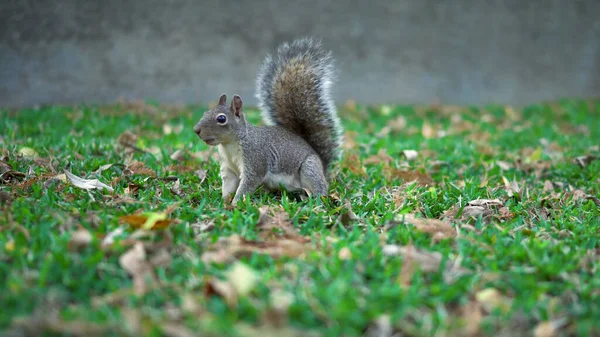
[338,247,352,260]
[190,220,215,235]
[92,163,115,175]
[574,154,598,168]
[475,288,512,313]
[123,160,157,177]
[342,152,367,176]
[170,179,184,197]
[200,207,313,264]
[421,123,436,139]
[64,169,114,193]
[364,314,393,337]
[195,169,207,183]
[119,213,174,230]
[117,130,138,148]
[43,173,67,189]
[118,242,155,295]
[340,200,361,227]
[382,244,468,284]
[393,214,456,240]
[502,176,522,199]
[234,323,318,337]
[204,277,238,308]
[163,123,184,135]
[0,190,11,205]
[68,227,94,251]
[384,167,434,186]
[543,180,555,193]
[400,150,418,161]
[18,147,39,159]
[444,198,507,224]
[364,149,393,165]
[226,262,259,297]
[170,149,186,161]
[496,160,512,170]
[461,301,483,337]
[342,131,359,150]
[161,322,197,337]
[533,318,568,337]
[467,199,503,207]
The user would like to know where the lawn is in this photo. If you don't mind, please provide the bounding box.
[1,99,599,337]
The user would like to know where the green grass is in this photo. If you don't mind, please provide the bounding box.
[1,99,599,337]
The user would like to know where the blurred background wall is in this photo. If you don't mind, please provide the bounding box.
[1,0,599,108]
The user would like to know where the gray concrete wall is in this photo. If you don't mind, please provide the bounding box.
[1,0,599,108]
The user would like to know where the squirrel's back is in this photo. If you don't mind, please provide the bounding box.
[255,37,342,173]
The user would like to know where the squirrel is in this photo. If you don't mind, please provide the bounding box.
[193,37,343,205]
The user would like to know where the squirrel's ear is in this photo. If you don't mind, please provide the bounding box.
[230,95,243,117]
[218,93,227,106]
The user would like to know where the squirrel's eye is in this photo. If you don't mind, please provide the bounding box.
[216,115,227,124]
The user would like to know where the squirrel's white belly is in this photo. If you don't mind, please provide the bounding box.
[263,172,302,191]
[218,143,244,176]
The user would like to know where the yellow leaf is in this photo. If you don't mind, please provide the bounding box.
[528,147,543,163]
[119,212,173,230]
[18,147,38,159]
[5,240,15,252]
[226,262,259,297]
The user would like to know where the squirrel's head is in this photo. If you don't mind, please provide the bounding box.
[193,93,245,146]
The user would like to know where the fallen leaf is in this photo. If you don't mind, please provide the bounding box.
[533,318,568,337]
[118,242,155,295]
[92,163,115,175]
[400,150,418,161]
[170,149,186,161]
[163,123,184,135]
[392,214,455,240]
[170,179,185,196]
[496,161,512,170]
[68,227,94,251]
[461,301,483,337]
[101,227,125,248]
[200,207,313,264]
[421,123,436,139]
[574,154,597,168]
[64,169,114,193]
[195,169,207,183]
[190,220,215,235]
[119,212,174,230]
[338,247,352,260]
[226,262,259,297]
[161,322,197,337]
[204,277,238,308]
[364,314,393,337]
[466,199,503,207]
[340,200,361,227]
[270,290,294,315]
[18,147,38,159]
[123,160,156,177]
[543,180,554,193]
[502,176,522,199]
[382,244,468,284]
[364,149,393,165]
[342,152,367,176]
[0,190,12,205]
[475,288,511,313]
[384,167,434,186]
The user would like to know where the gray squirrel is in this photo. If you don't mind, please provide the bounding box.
[193,37,343,205]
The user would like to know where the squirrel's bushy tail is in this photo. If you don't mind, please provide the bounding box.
[256,37,342,172]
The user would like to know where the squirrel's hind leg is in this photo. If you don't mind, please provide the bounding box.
[299,155,328,197]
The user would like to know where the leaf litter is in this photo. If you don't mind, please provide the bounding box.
[200,206,315,264]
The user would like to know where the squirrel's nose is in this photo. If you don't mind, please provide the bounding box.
[193,124,201,135]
